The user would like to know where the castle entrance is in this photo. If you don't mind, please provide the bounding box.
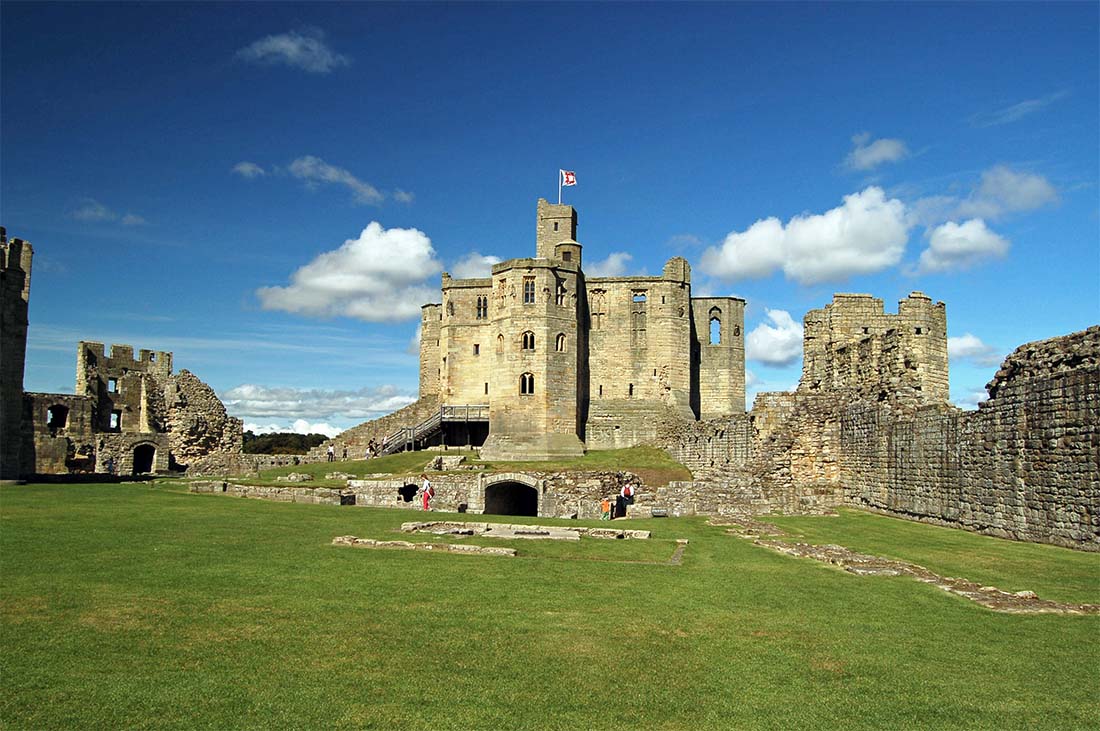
[483,482,538,517]
[132,444,156,474]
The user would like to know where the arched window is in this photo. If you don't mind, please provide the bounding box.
[556,333,566,352]
[497,334,504,353]
[521,331,535,351]
[476,296,488,319]
[520,372,535,395]
[709,307,721,345]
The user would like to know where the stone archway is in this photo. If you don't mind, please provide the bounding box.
[132,444,156,474]
[483,481,539,516]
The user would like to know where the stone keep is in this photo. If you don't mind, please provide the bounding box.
[418,199,746,460]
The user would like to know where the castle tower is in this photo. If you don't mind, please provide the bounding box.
[479,206,585,460]
[535,198,577,260]
[1,227,33,480]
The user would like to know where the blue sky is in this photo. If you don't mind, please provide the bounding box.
[3,2,1097,435]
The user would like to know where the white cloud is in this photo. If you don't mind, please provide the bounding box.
[244,420,343,438]
[450,252,501,279]
[232,161,266,179]
[236,28,350,74]
[393,189,415,204]
[257,222,442,322]
[407,324,422,356]
[952,388,991,410]
[746,309,803,366]
[289,155,384,205]
[225,383,416,424]
[700,187,909,285]
[70,200,147,226]
[70,199,117,222]
[955,166,1058,220]
[948,333,1003,367]
[844,132,909,171]
[969,90,1069,128]
[917,219,1009,274]
[586,252,635,277]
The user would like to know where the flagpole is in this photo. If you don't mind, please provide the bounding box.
[558,170,562,205]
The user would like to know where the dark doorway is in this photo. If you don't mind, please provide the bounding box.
[484,482,538,516]
[398,484,418,502]
[132,444,155,474]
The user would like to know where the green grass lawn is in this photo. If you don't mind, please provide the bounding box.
[254,446,693,488]
[2,482,1097,730]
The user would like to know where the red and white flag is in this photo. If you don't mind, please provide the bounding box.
[560,170,577,186]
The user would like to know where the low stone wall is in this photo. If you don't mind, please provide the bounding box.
[189,480,345,505]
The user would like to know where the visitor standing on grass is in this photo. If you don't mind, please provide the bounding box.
[420,473,434,511]
[327,444,335,462]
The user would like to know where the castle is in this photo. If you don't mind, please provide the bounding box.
[416,198,746,459]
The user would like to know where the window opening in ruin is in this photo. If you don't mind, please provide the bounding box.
[476,296,488,319]
[484,383,489,395]
[556,333,566,352]
[398,484,418,503]
[520,372,535,395]
[709,317,721,345]
[562,251,572,262]
[523,277,536,304]
[633,291,647,303]
[661,295,666,304]
[109,410,122,432]
[733,325,740,337]
[862,327,869,334]
[553,222,559,231]
[132,444,155,474]
[915,327,923,335]
[598,385,603,396]
[473,344,480,356]
[628,384,634,397]
[47,405,69,432]
[497,334,504,353]
[447,301,454,316]
[556,281,566,306]
[108,378,118,393]
[522,331,535,351]
[653,369,657,376]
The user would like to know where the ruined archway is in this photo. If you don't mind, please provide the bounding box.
[398,484,418,503]
[484,482,538,516]
[132,444,156,474]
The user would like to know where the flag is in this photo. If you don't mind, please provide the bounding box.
[560,170,576,186]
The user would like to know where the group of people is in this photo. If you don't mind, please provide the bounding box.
[601,482,637,520]
[364,436,389,460]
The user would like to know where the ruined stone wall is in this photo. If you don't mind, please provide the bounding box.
[163,370,244,468]
[94,433,170,474]
[1,228,32,480]
[76,342,173,434]
[841,327,1100,550]
[802,292,948,405]
[23,393,96,474]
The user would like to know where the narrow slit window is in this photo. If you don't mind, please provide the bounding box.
[556,333,566,352]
